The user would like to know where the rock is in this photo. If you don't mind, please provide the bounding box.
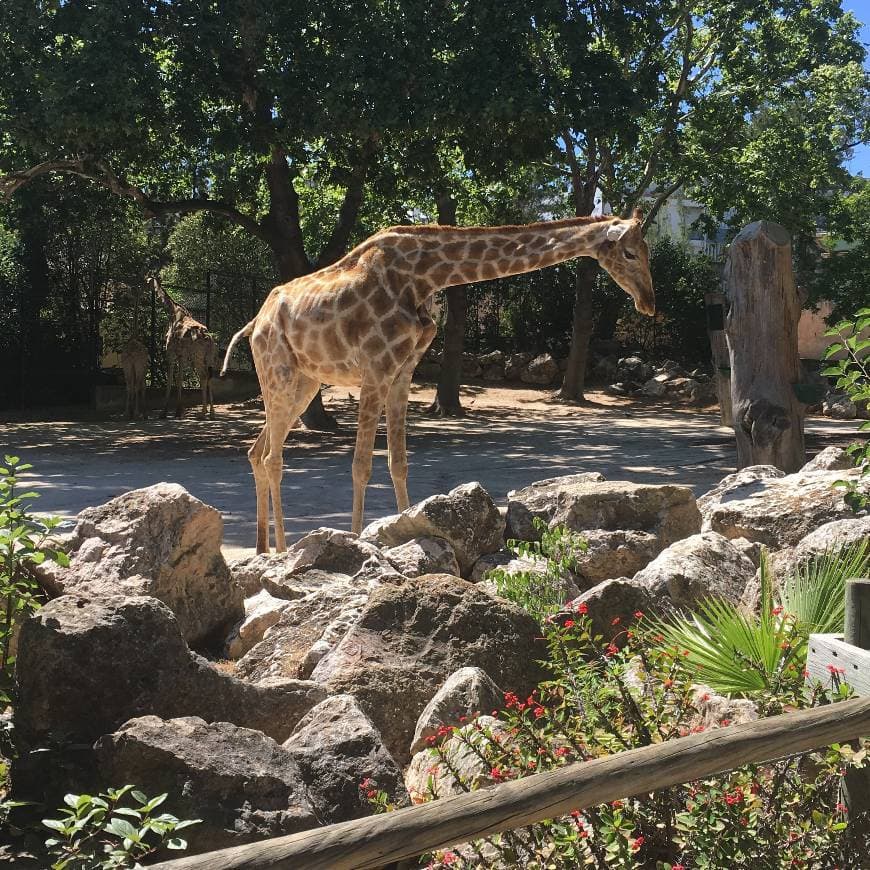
[410,668,504,756]
[361,482,504,575]
[226,590,291,659]
[95,716,318,853]
[468,550,515,582]
[689,686,758,731]
[283,695,407,824]
[461,353,482,378]
[505,474,701,547]
[15,594,325,753]
[823,394,857,420]
[405,716,511,801]
[769,516,870,581]
[520,354,560,385]
[478,350,504,368]
[236,573,370,683]
[593,356,618,380]
[310,575,546,763]
[565,579,653,642]
[731,537,764,569]
[697,466,785,526]
[482,364,505,381]
[617,356,652,382]
[703,466,868,549]
[572,529,663,587]
[632,532,757,608]
[382,536,461,578]
[36,483,242,649]
[228,553,290,596]
[504,352,533,381]
[641,379,667,397]
[802,446,854,472]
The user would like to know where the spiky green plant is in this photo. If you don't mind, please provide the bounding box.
[654,543,870,698]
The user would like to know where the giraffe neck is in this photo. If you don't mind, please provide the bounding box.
[386,216,614,297]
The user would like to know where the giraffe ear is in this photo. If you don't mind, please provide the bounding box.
[605,221,630,242]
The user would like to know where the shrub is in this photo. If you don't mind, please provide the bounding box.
[0,455,68,706]
[42,785,200,870]
[390,611,868,869]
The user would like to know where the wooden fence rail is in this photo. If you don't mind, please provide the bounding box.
[152,695,870,870]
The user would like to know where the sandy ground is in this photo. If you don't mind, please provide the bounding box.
[1,382,859,560]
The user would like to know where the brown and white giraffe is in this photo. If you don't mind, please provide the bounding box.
[154,277,220,419]
[223,211,655,553]
[120,337,149,419]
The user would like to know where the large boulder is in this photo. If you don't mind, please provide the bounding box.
[571,529,663,588]
[382,536,461,578]
[505,352,533,381]
[632,532,757,608]
[520,354,559,385]
[283,695,407,824]
[505,473,701,547]
[801,446,854,472]
[697,466,785,524]
[768,516,870,580]
[95,716,318,854]
[36,483,242,649]
[566,579,653,643]
[14,594,325,754]
[361,483,504,576]
[410,667,504,756]
[702,466,868,549]
[309,575,546,763]
[235,573,370,682]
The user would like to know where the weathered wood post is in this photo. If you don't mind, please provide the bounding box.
[723,221,805,471]
[704,290,733,426]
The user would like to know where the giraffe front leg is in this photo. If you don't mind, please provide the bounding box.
[351,379,389,535]
[247,426,270,554]
[386,368,414,513]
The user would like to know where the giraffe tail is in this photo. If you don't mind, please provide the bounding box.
[220,319,256,376]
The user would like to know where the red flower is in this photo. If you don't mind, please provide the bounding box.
[563,619,575,629]
[672,865,686,870]
[605,643,619,657]
[366,789,377,798]
[634,610,645,619]
[632,835,645,851]
[611,616,621,626]
[570,809,581,819]
[772,606,783,616]
[441,851,458,865]
[359,778,372,789]
[720,718,731,727]
[827,663,846,675]
[611,800,623,809]
[576,602,588,614]
[533,706,546,719]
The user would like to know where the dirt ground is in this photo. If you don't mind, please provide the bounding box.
[1,382,859,560]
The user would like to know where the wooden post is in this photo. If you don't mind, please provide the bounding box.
[704,290,733,426]
[723,221,805,471]
[845,579,870,650]
[152,697,870,870]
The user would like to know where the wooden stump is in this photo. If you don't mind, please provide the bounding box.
[705,290,733,426]
[723,221,805,472]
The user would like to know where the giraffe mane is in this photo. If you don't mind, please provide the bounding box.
[380,214,616,236]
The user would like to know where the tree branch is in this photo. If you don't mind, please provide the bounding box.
[640,176,686,233]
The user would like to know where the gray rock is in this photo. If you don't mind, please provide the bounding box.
[226,590,291,659]
[573,529,663,586]
[310,575,546,763]
[632,532,757,608]
[769,516,870,580]
[461,353,482,378]
[36,483,242,649]
[703,466,867,548]
[478,351,504,368]
[801,446,855,472]
[411,667,504,756]
[361,483,504,575]
[520,354,560,385]
[283,695,407,824]
[482,364,505,381]
[235,573,370,683]
[689,686,757,731]
[697,466,786,527]
[468,550,515,582]
[504,353,533,381]
[383,536,461,578]
[506,474,701,547]
[823,394,857,420]
[95,716,318,853]
[593,356,618,380]
[566,578,653,643]
[641,379,667,397]
[15,594,325,752]
[731,537,765,569]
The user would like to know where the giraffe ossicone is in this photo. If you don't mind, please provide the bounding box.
[223,213,655,554]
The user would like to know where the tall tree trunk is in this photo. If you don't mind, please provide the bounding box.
[429,194,466,417]
[558,258,598,401]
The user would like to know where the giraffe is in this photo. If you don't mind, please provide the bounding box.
[222,211,655,554]
[153,277,220,419]
[120,337,149,419]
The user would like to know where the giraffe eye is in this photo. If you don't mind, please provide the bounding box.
[624,250,638,260]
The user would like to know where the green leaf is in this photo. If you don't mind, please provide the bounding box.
[106,817,139,840]
[166,837,188,850]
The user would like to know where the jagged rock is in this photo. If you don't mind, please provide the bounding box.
[235,573,369,683]
[505,473,701,546]
[823,394,857,420]
[283,695,407,824]
[482,364,505,381]
[35,483,242,649]
[382,536,461,578]
[731,537,764,569]
[15,594,325,753]
[405,716,511,801]
[632,532,757,608]
[703,466,867,548]
[228,553,290,596]
[226,590,291,659]
[520,354,560,385]
[504,352,533,381]
[768,516,870,581]
[641,379,667,397]
[461,353,482,378]
[361,483,504,575]
[617,356,653,382]
[572,529,663,587]
[565,579,653,643]
[410,668,504,756]
[689,686,758,731]
[310,575,546,763]
[697,466,786,526]
[468,550,515,582]
[478,351,504,368]
[801,446,854,472]
[95,716,318,853]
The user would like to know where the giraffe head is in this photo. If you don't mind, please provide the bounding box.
[594,210,655,316]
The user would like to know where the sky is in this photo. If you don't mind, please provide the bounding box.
[844,0,870,176]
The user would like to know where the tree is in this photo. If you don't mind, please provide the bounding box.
[530,0,868,399]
